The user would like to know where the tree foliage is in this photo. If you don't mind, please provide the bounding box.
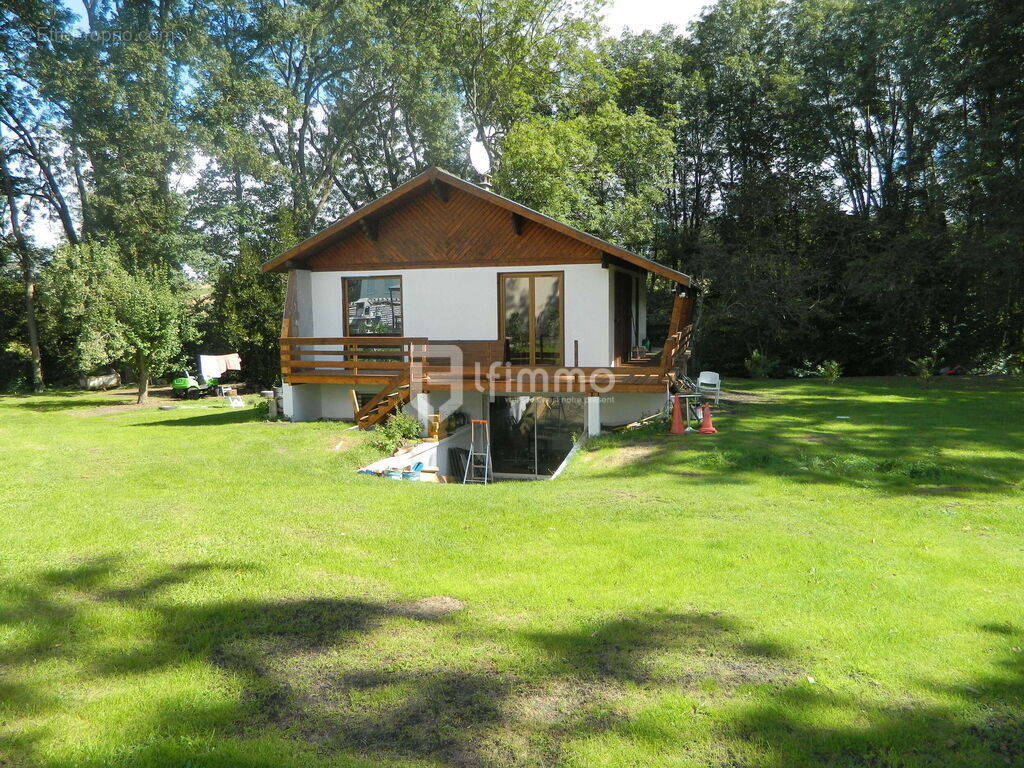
[495,101,673,249]
[0,0,1021,387]
[39,242,192,401]
[206,230,290,389]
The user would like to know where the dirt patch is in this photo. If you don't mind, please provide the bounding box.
[587,443,661,469]
[719,388,769,405]
[914,485,972,496]
[390,596,466,621]
[72,387,180,416]
[604,489,648,501]
[678,651,798,694]
[511,678,623,732]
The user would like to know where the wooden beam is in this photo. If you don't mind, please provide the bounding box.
[511,212,525,235]
[281,269,297,339]
[360,217,379,241]
[281,336,427,345]
[282,360,409,371]
[602,251,644,276]
[431,178,450,202]
[659,292,690,371]
[285,374,395,386]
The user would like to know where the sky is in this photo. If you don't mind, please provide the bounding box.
[603,0,710,34]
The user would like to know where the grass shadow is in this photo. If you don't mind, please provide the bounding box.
[2,557,1022,767]
[135,407,264,427]
[583,377,1024,496]
[0,396,134,412]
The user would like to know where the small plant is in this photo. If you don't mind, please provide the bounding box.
[908,356,935,384]
[791,361,817,378]
[368,411,422,454]
[744,349,776,379]
[818,360,842,384]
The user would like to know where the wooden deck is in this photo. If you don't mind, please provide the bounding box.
[279,337,671,394]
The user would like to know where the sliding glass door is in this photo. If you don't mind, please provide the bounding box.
[499,272,563,366]
[490,395,584,477]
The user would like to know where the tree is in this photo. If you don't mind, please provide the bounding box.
[107,268,189,403]
[0,146,44,390]
[446,0,605,174]
[40,242,190,402]
[207,237,287,389]
[494,101,673,249]
[188,0,465,246]
[27,0,197,269]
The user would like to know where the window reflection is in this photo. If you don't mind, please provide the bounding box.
[500,273,562,366]
[345,277,402,336]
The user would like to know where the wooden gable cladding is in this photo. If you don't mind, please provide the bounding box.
[303,187,601,271]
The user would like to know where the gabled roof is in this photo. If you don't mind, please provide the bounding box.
[261,166,689,285]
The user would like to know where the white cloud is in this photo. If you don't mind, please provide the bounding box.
[602,0,711,35]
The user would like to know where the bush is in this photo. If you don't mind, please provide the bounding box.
[368,411,422,454]
[792,359,842,383]
[818,360,842,384]
[0,341,31,393]
[970,353,1024,376]
[908,356,935,381]
[744,349,776,379]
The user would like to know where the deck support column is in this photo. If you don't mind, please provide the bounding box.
[282,383,295,421]
[412,391,430,436]
[585,395,601,436]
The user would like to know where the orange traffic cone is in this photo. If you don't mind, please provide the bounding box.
[668,393,686,435]
[698,403,717,434]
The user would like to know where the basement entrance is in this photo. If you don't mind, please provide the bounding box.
[488,395,585,478]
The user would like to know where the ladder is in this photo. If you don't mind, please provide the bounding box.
[463,419,493,484]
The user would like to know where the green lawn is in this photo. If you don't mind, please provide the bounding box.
[0,378,1021,768]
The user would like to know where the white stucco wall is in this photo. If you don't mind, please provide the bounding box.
[599,391,668,427]
[303,264,614,367]
[284,382,325,421]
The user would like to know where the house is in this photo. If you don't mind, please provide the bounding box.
[263,167,695,478]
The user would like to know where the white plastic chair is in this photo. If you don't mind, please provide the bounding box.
[697,371,721,404]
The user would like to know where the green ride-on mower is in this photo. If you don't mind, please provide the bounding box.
[170,371,219,399]
[170,354,242,399]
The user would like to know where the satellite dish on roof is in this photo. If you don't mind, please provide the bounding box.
[469,139,491,176]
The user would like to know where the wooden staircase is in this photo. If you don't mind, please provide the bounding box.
[355,373,413,430]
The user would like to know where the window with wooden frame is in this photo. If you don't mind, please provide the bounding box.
[343,275,403,336]
[498,272,564,366]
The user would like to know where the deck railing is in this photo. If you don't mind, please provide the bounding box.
[280,336,672,392]
[280,336,427,377]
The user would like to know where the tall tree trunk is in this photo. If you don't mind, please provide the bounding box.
[136,353,149,404]
[20,274,43,392]
[0,151,44,391]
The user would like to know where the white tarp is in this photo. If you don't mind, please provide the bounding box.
[199,353,242,381]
